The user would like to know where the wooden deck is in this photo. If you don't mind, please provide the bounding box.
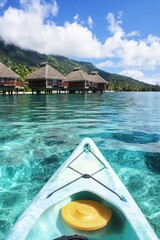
[0,80,24,95]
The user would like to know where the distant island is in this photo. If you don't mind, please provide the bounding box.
[0,38,159,92]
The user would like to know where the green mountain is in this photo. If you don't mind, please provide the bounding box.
[0,39,159,91]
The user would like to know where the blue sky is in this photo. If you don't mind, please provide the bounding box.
[0,0,160,85]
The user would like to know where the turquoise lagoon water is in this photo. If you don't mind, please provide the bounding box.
[0,92,160,240]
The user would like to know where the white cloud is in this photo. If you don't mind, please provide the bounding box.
[51,0,59,17]
[54,22,101,57]
[96,13,160,72]
[73,14,79,21]
[119,39,160,70]
[0,1,101,57]
[117,11,123,19]
[88,16,93,29]
[106,12,123,36]
[0,5,101,57]
[146,34,160,44]
[148,74,160,85]
[119,69,160,85]
[96,60,114,68]
[19,0,58,18]
[0,0,7,8]
[126,31,140,37]
[119,69,144,79]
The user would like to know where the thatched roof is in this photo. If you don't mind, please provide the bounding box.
[26,62,65,81]
[0,62,20,79]
[64,67,89,82]
[89,71,107,84]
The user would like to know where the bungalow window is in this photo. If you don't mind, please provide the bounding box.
[47,79,57,85]
[85,81,90,87]
[48,79,52,85]
[52,80,58,86]
[0,78,5,83]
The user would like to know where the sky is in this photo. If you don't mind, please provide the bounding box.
[0,0,160,85]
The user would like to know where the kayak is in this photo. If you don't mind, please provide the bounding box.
[7,138,158,240]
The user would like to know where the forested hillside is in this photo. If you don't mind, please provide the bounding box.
[0,39,159,91]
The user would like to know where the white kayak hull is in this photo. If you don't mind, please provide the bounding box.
[7,138,158,240]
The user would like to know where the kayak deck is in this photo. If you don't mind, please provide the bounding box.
[26,191,139,240]
[7,138,158,240]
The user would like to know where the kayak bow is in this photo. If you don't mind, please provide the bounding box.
[7,138,158,240]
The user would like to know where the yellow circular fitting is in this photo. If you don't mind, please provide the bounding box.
[61,200,112,231]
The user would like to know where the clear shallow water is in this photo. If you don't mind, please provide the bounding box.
[0,92,160,240]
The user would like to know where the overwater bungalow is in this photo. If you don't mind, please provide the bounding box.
[26,62,65,94]
[63,67,92,93]
[88,71,108,92]
[0,62,24,95]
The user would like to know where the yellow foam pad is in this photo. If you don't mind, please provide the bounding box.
[61,200,112,231]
